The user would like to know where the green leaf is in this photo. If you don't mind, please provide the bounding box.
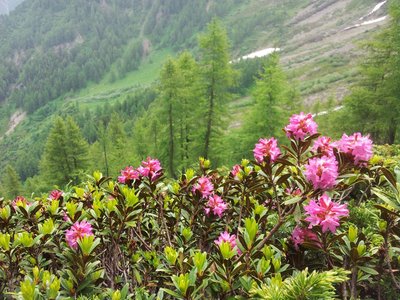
[372,188,400,210]
[244,218,258,248]
[283,196,302,205]
[161,288,183,299]
[358,266,378,275]
[381,167,397,189]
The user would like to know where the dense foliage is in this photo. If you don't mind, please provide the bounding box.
[1,114,400,299]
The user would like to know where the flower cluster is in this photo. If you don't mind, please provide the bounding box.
[291,226,320,250]
[253,137,281,163]
[304,155,338,190]
[65,221,94,249]
[215,231,239,253]
[192,176,214,198]
[312,136,334,157]
[49,190,63,201]
[205,195,228,217]
[138,157,163,181]
[304,194,349,233]
[337,132,373,166]
[118,166,139,183]
[118,157,162,184]
[231,164,242,179]
[192,176,228,217]
[285,187,302,196]
[12,196,30,209]
[285,112,318,140]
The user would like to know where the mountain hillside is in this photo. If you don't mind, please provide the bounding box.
[0,0,391,183]
[0,0,389,112]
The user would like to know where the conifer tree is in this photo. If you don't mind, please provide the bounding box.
[251,53,288,138]
[232,54,290,161]
[158,58,180,177]
[93,123,110,177]
[0,165,23,200]
[40,117,89,186]
[176,51,202,170]
[107,113,133,174]
[198,19,234,161]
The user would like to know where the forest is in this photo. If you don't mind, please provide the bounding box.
[0,0,399,197]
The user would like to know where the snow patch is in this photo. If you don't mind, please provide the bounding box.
[344,16,387,31]
[359,0,387,20]
[312,106,344,118]
[240,48,280,60]
[231,48,280,63]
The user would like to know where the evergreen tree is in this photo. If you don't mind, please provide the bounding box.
[132,104,162,161]
[158,58,181,177]
[107,113,133,174]
[176,51,202,171]
[40,117,89,186]
[0,165,23,200]
[93,123,110,177]
[251,53,288,138]
[198,19,234,161]
[232,54,290,161]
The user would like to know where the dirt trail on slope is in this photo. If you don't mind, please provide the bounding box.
[5,110,26,136]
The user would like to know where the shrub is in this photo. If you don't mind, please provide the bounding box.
[0,113,399,299]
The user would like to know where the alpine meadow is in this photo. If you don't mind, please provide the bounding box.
[0,0,400,299]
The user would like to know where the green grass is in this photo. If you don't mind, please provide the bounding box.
[64,49,173,109]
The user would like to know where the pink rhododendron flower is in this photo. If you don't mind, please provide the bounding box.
[192,176,214,198]
[305,156,338,190]
[304,193,349,233]
[215,231,240,254]
[49,190,63,200]
[63,210,71,222]
[312,136,334,157]
[291,226,321,250]
[138,157,162,181]
[231,164,242,178]
[65,221,94,249]
[253,138,281,163]
[337,133,373,166]
[205,195,228,217]
[285,187,302,196]
[118,166,140,184]
[285,112,318,140]
[12,196,30,209]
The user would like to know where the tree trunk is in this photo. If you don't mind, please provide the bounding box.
[204,80,215,159]
[388,120,396,144]
[102,138,109,177]
[168,102,175,177]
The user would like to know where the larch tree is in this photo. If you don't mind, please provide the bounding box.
[251,53,288,139]
[198,19,234,161]
[158,58,181,177]
[40,117,89,186]
[0,165,23,200]
[107,113,131,173]
[176,51,202,170]
[233,53,289,161]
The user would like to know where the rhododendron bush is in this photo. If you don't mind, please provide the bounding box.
[1,113,400,299]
